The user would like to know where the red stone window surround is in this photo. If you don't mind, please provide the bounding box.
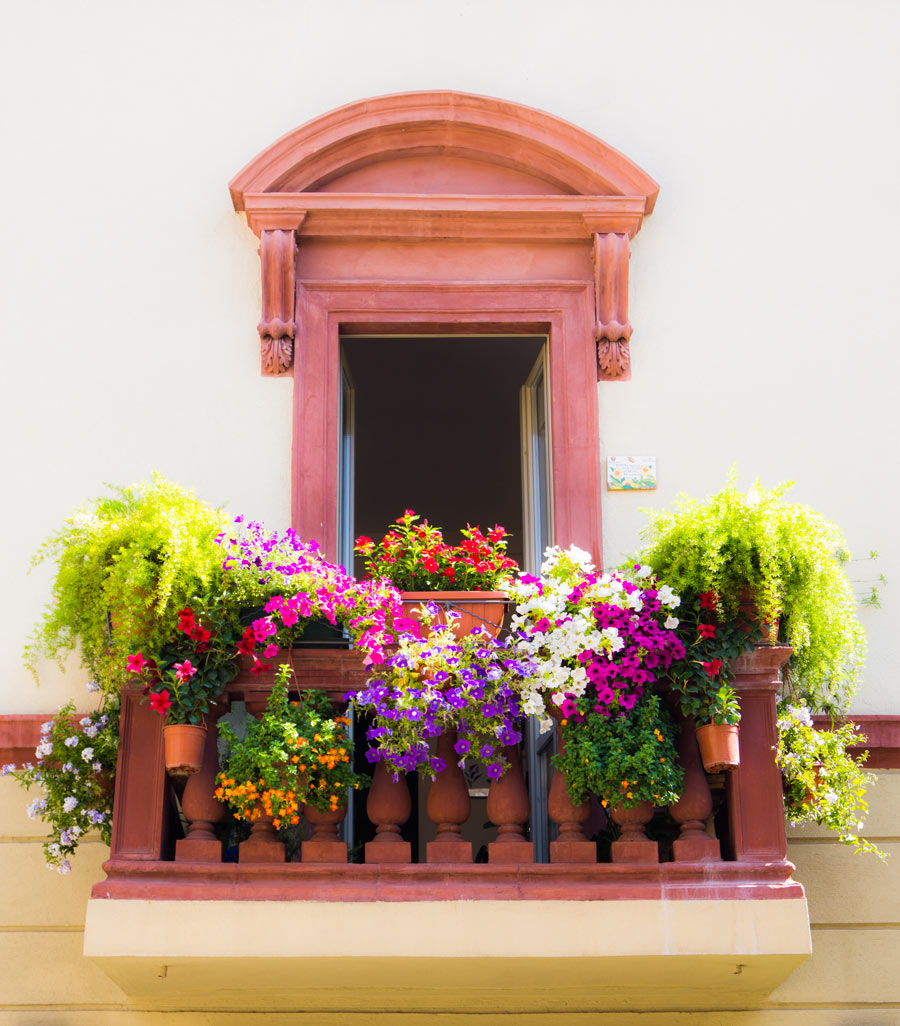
[228,90,660,561]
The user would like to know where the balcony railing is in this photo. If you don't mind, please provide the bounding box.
[93,641,804,903]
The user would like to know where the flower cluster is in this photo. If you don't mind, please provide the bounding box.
[775,703,882,857]
[349,606,534,780]
[218,517,411,666]
[355,509,518,592]
[216,664,367,829]
[3,687,118,873]
[127,592,241,725]
[505,546,685,730]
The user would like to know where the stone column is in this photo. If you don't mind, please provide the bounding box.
[727,644,792,861]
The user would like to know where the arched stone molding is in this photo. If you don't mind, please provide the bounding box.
[230,90,659,209]
[230,91,658,380]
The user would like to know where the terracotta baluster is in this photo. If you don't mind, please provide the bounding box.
[426,731,473,863]
[610,800,658,863]
[669,713,720,861]
[301,804,348,863]
[487,745,533,863]
[548,725,595,863]
[175,701,227,862]
[365,760,412,863]
[239,807,286,862]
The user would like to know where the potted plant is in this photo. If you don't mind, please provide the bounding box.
[127,592,243,775]
[502,545,686,831]
[215,664,367,858]
[695,683,742,773]
[638,473,881,852]
[355,509,518,637]
[637,471,866,716]
[657,590,755,770]
[25,473,228,695]
[2,684,119,874]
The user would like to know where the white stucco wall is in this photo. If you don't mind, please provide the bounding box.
[1,0,897,712]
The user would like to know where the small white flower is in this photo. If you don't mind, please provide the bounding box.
[81,748,94,762]
[58,860,72,875]
[79,717,92,728]
[665,616,679,630]
[635,564,652,579]
[63,796,78,813]
[657,585,681,609]
[83,723,98,739]
[35,742,53,759]
[92,762,102,773]
[63,736,78,748]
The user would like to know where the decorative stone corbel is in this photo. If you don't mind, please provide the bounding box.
[257,228,299,375]
[593,233,633,380]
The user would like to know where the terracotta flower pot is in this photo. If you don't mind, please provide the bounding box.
[696,723,740,773]
[163,723,208,777]
[401,591,507,638]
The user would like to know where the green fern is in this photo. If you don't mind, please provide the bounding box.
[25,473,229,695]
[639,470,866,715]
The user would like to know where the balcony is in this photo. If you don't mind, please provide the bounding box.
[83,643,811,1013]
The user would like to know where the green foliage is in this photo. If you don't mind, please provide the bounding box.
[555,693,684,810]
[776,703,883,858]
[639,471,866,715]
[707,683,741,726]
[5,691,119,873]
[25,473,229,695]
[217,664,367,827]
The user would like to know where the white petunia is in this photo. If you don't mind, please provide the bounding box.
[656,585,680,608]
[665,616,679,629]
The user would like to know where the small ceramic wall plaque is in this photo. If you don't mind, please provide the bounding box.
[607,456,657,491]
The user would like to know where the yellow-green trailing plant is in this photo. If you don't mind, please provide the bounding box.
[25,473,229,695]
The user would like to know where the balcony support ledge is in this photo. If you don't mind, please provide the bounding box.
[84,893,810,1012]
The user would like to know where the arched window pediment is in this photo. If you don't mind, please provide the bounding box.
[229,91,658,386]
[229,90,659,206]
